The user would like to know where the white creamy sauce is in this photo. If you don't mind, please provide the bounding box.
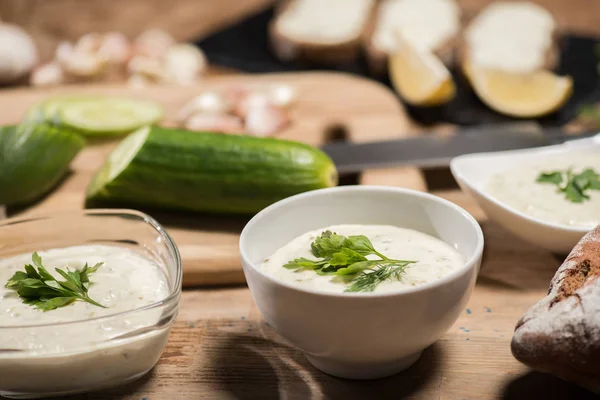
[277,0,375,44]
[0,245,168,351]
[0,245,171,396]
[260,225,465,294]
[486,154,600,228]
[372,0,460,53]
[465,2,555,72]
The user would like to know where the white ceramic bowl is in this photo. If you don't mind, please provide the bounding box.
[239,186,484,380]
[450,134,600,254]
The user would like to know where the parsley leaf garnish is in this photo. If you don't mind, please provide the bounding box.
[283,231,416,293]
[5,252,106,311]
[536,168,600,203]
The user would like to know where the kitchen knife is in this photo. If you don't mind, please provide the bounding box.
[321,126,599,174]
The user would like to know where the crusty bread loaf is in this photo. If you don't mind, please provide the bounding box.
[511,225,600,394]
[365,0,461,76]
[269,0,376,65]
[460,1,559,73]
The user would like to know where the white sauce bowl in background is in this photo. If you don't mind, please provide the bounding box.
[450,134,600,253]
[239,186,484,380]
[0,210,182,399]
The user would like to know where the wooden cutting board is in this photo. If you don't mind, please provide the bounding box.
[0,71,424,287]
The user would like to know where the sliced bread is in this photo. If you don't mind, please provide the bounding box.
[366,0,461,76]
[269,0,376,65]
[461,1,559,73]
[511,226,600,394]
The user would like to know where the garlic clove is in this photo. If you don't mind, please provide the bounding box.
[234,91,271,119]
[163,43,207,85]
[98,32,131,64]
[62,51,106,78]
[266,84,297,108]
[184,112,244,134]
[127,73,152,88]
[55,41,75,67]
[133,28,175,59]
[127,55,166,80]
[30,62,64,87]
[0,23,38,84]
[245,101,290,136]
[76,32,103,54]
[177,91,232,122]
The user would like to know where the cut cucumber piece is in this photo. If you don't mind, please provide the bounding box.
[25,97,164,136]
[87,126,338,214]
[60,98,163,134]
[25,97,79,125]
[0,123,86,206]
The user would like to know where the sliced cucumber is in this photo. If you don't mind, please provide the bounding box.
[87,126,338,214]
[0,123,86,206]
[25,97,164,136]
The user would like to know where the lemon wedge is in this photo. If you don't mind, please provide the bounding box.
[388,34,455,106]
[464,63,573,118]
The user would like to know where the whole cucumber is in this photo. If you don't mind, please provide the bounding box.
[87,126,338,214]
[0,123,86,206]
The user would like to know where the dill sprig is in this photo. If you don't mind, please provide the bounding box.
[345,262,413,293]
[283,231,416,293]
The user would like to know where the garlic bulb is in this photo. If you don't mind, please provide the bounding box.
[0,23,38,84]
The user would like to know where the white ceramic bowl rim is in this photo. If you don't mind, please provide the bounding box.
[239,186,484,298]
[0,209,183,329]
[449,135,600,234]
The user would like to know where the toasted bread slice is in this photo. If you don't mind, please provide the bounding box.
[269,0,376,65]
[365,0,461,76]
[461,1,558,73]
[512,226,600,394]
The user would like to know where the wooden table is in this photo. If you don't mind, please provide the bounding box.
[2,1,599,399]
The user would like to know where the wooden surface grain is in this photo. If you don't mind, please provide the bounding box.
[0,71,417,287]
[2,0,599,398]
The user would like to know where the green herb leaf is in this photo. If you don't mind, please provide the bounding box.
[310,231,347,258]
[537,171,563,185]
[342,235,376,255]
[4,253,106,311]
[328,248,367,266]
[536,168,600,203]
[36,297,76,311]
[283,257,326,270]
[283,231,417,292]
[5,271,28,288]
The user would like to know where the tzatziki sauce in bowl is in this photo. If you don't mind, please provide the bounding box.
[240,186,483,380]
[450,134,600,253]
[0,210,181,399]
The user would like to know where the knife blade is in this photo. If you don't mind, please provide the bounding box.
[321,127,599,174]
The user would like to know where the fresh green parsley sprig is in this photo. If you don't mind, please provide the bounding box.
[283,231,416,293]
[5,252,106,311]
[537,168,600,203]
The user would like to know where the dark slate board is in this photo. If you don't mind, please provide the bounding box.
[196,6,600,127]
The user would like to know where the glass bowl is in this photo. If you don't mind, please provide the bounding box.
[0,209,182,399]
